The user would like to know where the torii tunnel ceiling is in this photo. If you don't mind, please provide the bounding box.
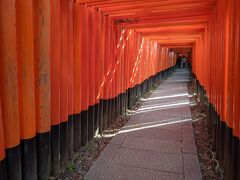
[78,0,216,54]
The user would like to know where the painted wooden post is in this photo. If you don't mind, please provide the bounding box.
[88,7,96,141]
[50,0,61,175]
[73,2,82,150]
[94,9,101,136]
[67,0,74,159]
[0,0,22,179]
[59,0,69,169]
[99,14,106,133]
[80,4,90,146]
[33,0,51,179]
[16,0,37,179]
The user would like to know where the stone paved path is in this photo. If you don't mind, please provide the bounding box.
[85,69,202,180]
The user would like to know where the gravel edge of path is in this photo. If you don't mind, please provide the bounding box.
[188,79,223,180]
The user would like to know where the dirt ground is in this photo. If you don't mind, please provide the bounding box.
[188,80,223,180]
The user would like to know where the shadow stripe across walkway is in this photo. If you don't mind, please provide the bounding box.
[85,69,202,180]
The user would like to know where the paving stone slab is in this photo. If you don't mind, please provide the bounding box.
[136,107,183,115]
[126,128,182,142]
[143,102,185,108]
[121,136,182,154]
[85,162,108,180]
[152,90,187,96]
[181,106,191,112]
[152,122,182,132]
[181,107,191,112]
[139,111,182,120]
[182,141,198,154]
[140,113,182,123]
[111,148,183,173]
[110,133,128,145]
[183,153,202,180]
[145,95,185,101]
[181,111,192,120]
[181,121,193,130]
[95,144,120,164]
[140,102,186,110]
[182,131,195,143]
[124,115,143,126]
[121,117,182,132]
[103,164,184,180]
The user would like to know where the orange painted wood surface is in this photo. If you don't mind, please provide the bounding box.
[73,2,82,114]
[33,0,51,133]
[0,0,20,148]
[68,0,74,116]
[60,0,69,122]
[16,0,36,139]
[88,7,96,106]
[51,0,61,125]
[80,4,90,111]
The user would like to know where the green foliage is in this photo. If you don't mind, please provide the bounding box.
[65,162,77,172]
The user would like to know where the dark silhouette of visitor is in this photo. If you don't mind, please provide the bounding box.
[182,55,187,68]
[176,56,181,68]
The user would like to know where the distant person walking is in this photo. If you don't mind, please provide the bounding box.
[176,56,181,68]
[182,55,187,68]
